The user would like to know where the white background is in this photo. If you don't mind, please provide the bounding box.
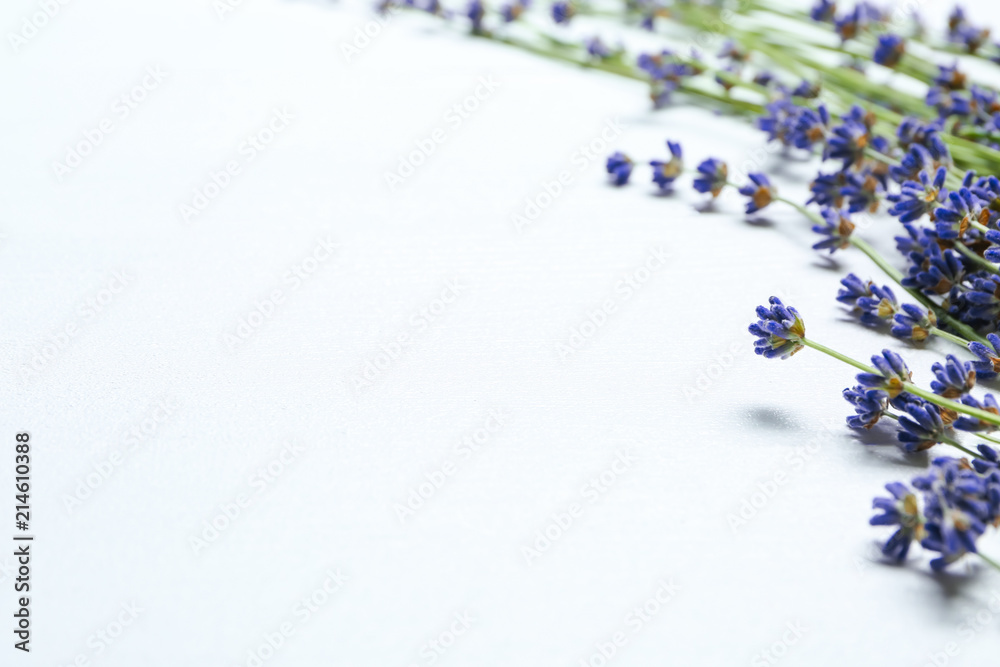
[3,0,1000,665]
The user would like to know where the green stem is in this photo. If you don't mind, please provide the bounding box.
[940,435,981,459]
[848,236,904,284]
[928,327,971,348]
[979,553,1000,573]
[800,337,876,373]
[954,241,1000,275]
[773,195,823,225]
[977,432,1000,447]
[800,337,1000,428]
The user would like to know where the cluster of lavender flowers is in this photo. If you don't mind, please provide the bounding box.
[598,3,1000,571]
[600,21,1000,568]
[749,298,1000,569]
[385,0,1000,571]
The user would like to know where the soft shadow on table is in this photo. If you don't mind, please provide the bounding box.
[862,544,985,601]
[841,420,934,468]
[811,254,841,272]
[765,151,814,184]
[693,200,729,215]
[742,405,804,432]
[741,215,775,228]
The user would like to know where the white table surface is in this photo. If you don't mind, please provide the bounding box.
[3,0,1000,664]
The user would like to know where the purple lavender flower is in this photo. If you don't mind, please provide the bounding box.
[856,349,911,398]
[844,385,889,429]
[792,79,820,99]
[837,274,898,326]
[790,104,830,151]
[649,140,683,190]
[841,168,883,213]
[874,452,1000,571]
[934,63,967,91]
[717,39,748,63]
[810,0,836,23]
[971,85,1000,117]
[467,0,485,31]
[752,70,775,87]
[812,207,855,253]
[963,274,1000,322]
[870,482,925,562]
[897,400,948,452]
[874,34,905,67]
[935,187,990,239]
[931,355,976,398]
[551,0,574,24]
[887,167,947,223]
[738,173,776,214]
[585,36,613,59]
[914,456,992,571]
[757,99,798,144]
[606,151,633,186]
[692,158,728,198]
[947,7,990,54]
[637,50,695,108]
[749,297,806,360]
[968,334,1000,380]
[808,171,846,207]
[896,117,945,151]
[891,303,937,342]
[844,385,890,429]
[889,145,934,184]
[926,87,972,118]
[834,7,861,41]
[971,444,1000,474]
[953,393,1000,433]
[828,108,872,167]
[901,242,965,295]
[500,0,528,21]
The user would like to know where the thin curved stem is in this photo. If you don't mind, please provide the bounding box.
[928,327,971,348]
[800,337,1000,428]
